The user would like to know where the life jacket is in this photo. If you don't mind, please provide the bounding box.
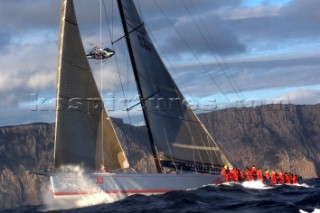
[289,174,293,183]
[264,171,270,179]
[232,168,239,182]
[285,174,291,184]
[228,169,234,181]
[292,174,298,184]
[221,168,230,182]
[256,170,264,182]
[271,171,277,184]
[245,169,253,181]
[278,172,285,184]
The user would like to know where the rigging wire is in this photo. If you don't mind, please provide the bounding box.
[102,0,140,160]
[188,0,246,102]
[151,0,240,168]
[136,0,144,23]
[183,0,241,167]
[153,0,235,107]
[100,0,105,166]
[146,25,197,104]
[102,0,113,48]
[139,3,226,169]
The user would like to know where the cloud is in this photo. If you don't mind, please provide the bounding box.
[169,52,320,98]
[0,0,319,126]
[0,1,60,34]
[277,89,320,105]
[223,0,320,53]
[0,31,11,53]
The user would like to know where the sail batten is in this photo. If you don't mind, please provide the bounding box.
[54,0,128,171]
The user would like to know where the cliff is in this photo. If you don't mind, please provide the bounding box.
[0,104,319,209]
[198,104,320,179]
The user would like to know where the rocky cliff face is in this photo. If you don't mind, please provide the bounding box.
[198,104,320,179]
[0,104,319,209]
[0,123,54,209]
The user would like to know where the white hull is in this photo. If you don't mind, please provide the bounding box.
[51,172,223,200]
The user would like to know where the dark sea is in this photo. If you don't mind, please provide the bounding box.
[2,179,320,213]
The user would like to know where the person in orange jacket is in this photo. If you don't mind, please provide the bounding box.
[264,170,270,180]
[239,169,244,182]
[256,169,264,182]
[285,173,291,184]
[245,167,253,181]
[221,165,230,182]
[278,171,285,184]
[251,165,257,180]
[232,167,240,182]
[271,170,278,184]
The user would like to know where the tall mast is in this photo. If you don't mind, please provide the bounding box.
[117,0,162,173]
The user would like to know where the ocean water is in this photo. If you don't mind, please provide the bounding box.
[3,179,320,213]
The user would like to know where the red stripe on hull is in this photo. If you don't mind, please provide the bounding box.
[54,189,172,196]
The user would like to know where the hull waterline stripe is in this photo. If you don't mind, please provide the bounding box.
[53,189,173,196]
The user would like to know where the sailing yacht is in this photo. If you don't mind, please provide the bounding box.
[50,0,231,199]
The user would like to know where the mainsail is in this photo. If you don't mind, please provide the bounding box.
[54,0,128,171]
[117,0,230,170]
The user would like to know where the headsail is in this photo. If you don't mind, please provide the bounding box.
[117,0,230,169]
[54,0,129,171]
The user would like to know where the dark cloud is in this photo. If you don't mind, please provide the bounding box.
[225,0,320,49]
[165,14,246,57]
[139,0,246,58]
[0,1,60,33]
[137,0,242,19]
[172,54,320,97]
[0,31,11,52]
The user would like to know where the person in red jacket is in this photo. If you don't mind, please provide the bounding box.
[239,169,244,182]
[256,169,264,182]
[232,167,239,182]
[251,165,257,180]
[285,173,291,184]
[221,165,230,182]
[245,167,253,181]
[278,171,285,184]
[264,170,270,180]
[271,170,278,184]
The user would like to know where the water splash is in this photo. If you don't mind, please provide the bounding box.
[241,180,274,190]
[41,165,125,211]
[300,208,320,213]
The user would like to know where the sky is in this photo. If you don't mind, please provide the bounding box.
[0,0,319,126]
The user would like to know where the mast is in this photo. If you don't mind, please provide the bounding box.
[117,0,162,173]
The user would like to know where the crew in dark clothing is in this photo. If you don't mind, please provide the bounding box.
[292,174,298,184]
